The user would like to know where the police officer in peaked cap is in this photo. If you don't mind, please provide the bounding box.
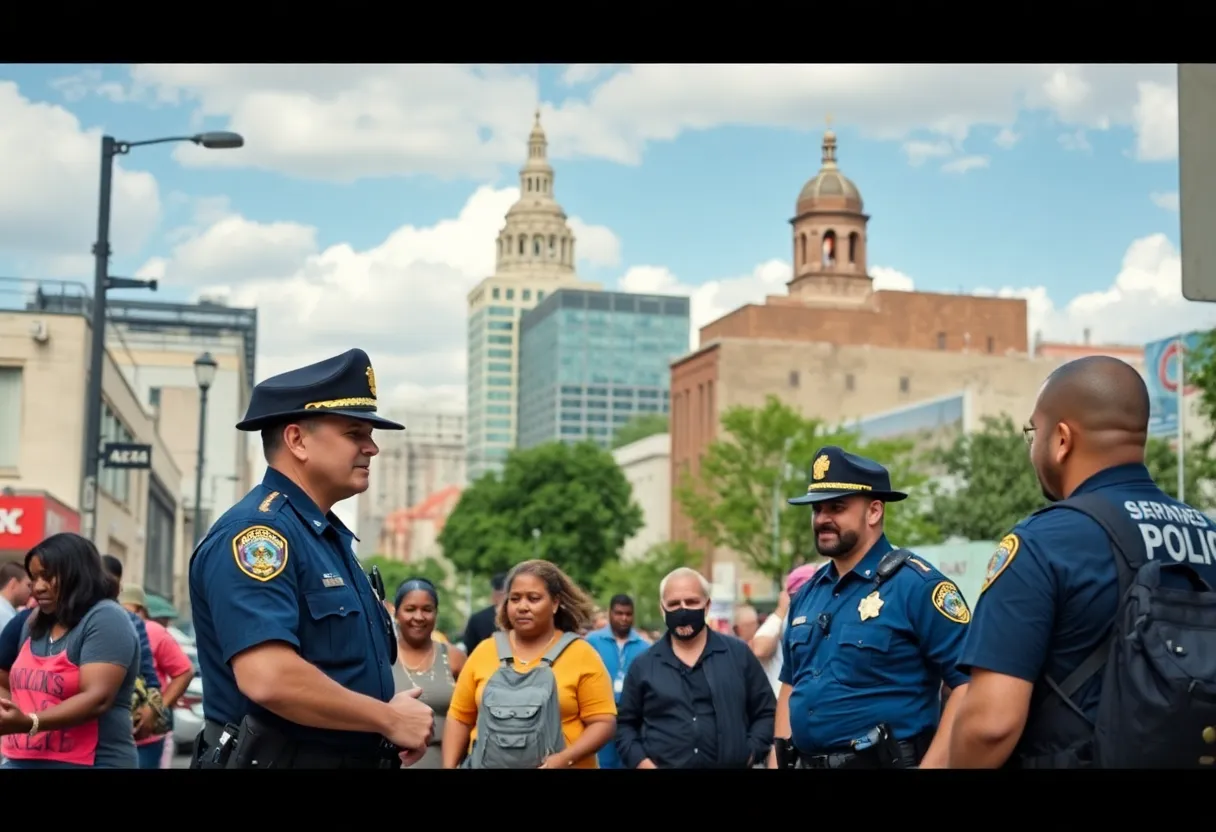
[188,348,434,769]
[769,446,972,770]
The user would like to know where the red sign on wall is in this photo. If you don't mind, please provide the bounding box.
[0,494,81,552]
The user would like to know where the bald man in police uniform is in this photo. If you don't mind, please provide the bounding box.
[188,348,434,769]
[947,356,1216,768]
[769,446,971,770]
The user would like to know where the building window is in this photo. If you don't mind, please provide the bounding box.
[492,287,500,300]
[899,376,910,394]
[99,404,133,505]
[986,335,995,353]
[845,373,855,392]
[144,475,176,599]
[148,386,161,408]
[0,367,21,468]
[506,289,515,300]
[789,370,800,388]
[937,332,946,350]
[523,289,532,301]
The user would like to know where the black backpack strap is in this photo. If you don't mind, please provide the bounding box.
[1032,493,1145,721]
[874,549,912,587]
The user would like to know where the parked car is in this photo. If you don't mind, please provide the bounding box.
[173,675,204,754]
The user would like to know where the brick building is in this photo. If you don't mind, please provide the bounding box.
[668,127,1062,590]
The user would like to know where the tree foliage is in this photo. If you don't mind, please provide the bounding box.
[1145,435,1216,509]
[673,395,940,584]
[1190,327,1216,430]
[612,413,669,449]
[361,554,465,638]
[925,414,1047,541]
[437,441,644,589]
[590,541,701,632]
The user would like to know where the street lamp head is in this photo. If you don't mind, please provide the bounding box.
[194,351,219,391]
[193,131,244,150]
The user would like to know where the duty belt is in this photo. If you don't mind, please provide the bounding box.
[797,731,933,769]
[201,718,393,769]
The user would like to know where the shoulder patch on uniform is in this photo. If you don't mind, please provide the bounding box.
[231,526,289,582]
[931,581,971,624]
[980,533,1020,596]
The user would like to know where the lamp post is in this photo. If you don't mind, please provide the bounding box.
[80,130,244,544]
[192,352,219,545]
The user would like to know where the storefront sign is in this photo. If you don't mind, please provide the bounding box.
[0,494,81,552]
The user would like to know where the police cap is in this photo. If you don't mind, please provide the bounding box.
[235,348,405,432]
[787,445,908,505]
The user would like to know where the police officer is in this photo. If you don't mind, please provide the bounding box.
[947,355,1216,768]
[769,446,971,770]
[188,348,434,769]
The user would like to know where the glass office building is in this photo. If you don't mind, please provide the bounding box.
[517,289,690,449]
[845,391,966,441]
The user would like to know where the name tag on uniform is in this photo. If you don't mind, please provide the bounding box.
[791,616,807,626]
[322,573,345,588]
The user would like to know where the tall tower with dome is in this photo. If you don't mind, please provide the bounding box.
[464,110,600,481]
[787,120,874,307]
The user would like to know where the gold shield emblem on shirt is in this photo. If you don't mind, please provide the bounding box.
[858,591,884,621]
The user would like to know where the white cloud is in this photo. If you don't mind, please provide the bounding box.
[1151,191,1180,211]
[135,186,620,398]
[74,63,1179,181]
[1059,129,1092,152]
[903,139,954,166]
[0,81,161,275]
[1133,81,1179,161]
[994,127,1020,149]
[941,155,990,174]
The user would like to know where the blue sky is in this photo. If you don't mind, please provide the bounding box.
[0,63,1208,409]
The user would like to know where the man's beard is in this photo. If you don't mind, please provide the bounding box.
[1036,464,1061,503]
[611,624,630,637]
[814,525,860,558]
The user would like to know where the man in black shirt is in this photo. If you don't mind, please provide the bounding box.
[460,572,506,654]
[615,567,775,769]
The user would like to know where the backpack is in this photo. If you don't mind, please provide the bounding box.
[1031,492,1216,768]
[461,630,579,769]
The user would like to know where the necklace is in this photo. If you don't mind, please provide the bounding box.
[511,631,558,666]
[401,642,436,674]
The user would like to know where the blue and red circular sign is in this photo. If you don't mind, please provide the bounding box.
[1157,339,1196,395]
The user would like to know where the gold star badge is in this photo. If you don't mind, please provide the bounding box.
[858,591,884,621]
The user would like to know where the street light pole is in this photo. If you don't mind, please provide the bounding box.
[771,436,795,572]
[79,131,244,544]
[193,352,218,545]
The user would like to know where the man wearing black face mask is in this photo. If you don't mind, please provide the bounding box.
[613,568,775,769]
[771,446,972,770]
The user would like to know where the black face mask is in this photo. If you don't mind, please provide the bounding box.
[665,607,707,640]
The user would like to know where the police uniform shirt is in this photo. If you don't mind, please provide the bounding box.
[959,462,1216,752]
[778,534,971,752]
[189,467,396,752]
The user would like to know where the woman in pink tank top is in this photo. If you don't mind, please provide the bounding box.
[0,533,141,768]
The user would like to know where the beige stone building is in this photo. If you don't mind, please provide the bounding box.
[612,432,671,562]
[666,126,1155,599]
[0,299,186,599]
[465,111,600,481]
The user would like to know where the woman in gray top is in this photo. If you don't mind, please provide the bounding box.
[0,533,139,768]
[391,578,465,769]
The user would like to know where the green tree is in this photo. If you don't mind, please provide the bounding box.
[590,541,701,632]
[612,413,669,449]
[1189,328,1216,428]
[1145,435,1216,509]
[674,395,940,584]
[362,554,464,638]
[926,414,1046,541]
[438,441,644,588]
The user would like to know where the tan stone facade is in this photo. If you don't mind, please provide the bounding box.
[0,310,186,597]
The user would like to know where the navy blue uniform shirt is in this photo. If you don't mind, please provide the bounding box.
[779,534,971,752]
[959,462,1216,753]
[189,467,396,752]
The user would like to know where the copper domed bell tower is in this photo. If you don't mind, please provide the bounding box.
[788,117,873,306]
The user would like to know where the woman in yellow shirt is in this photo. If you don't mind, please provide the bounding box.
[442,560,617,769]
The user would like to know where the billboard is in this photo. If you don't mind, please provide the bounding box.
[0,493,80,554]
[1144,331,1207,437]
[1179,64,1216,303]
